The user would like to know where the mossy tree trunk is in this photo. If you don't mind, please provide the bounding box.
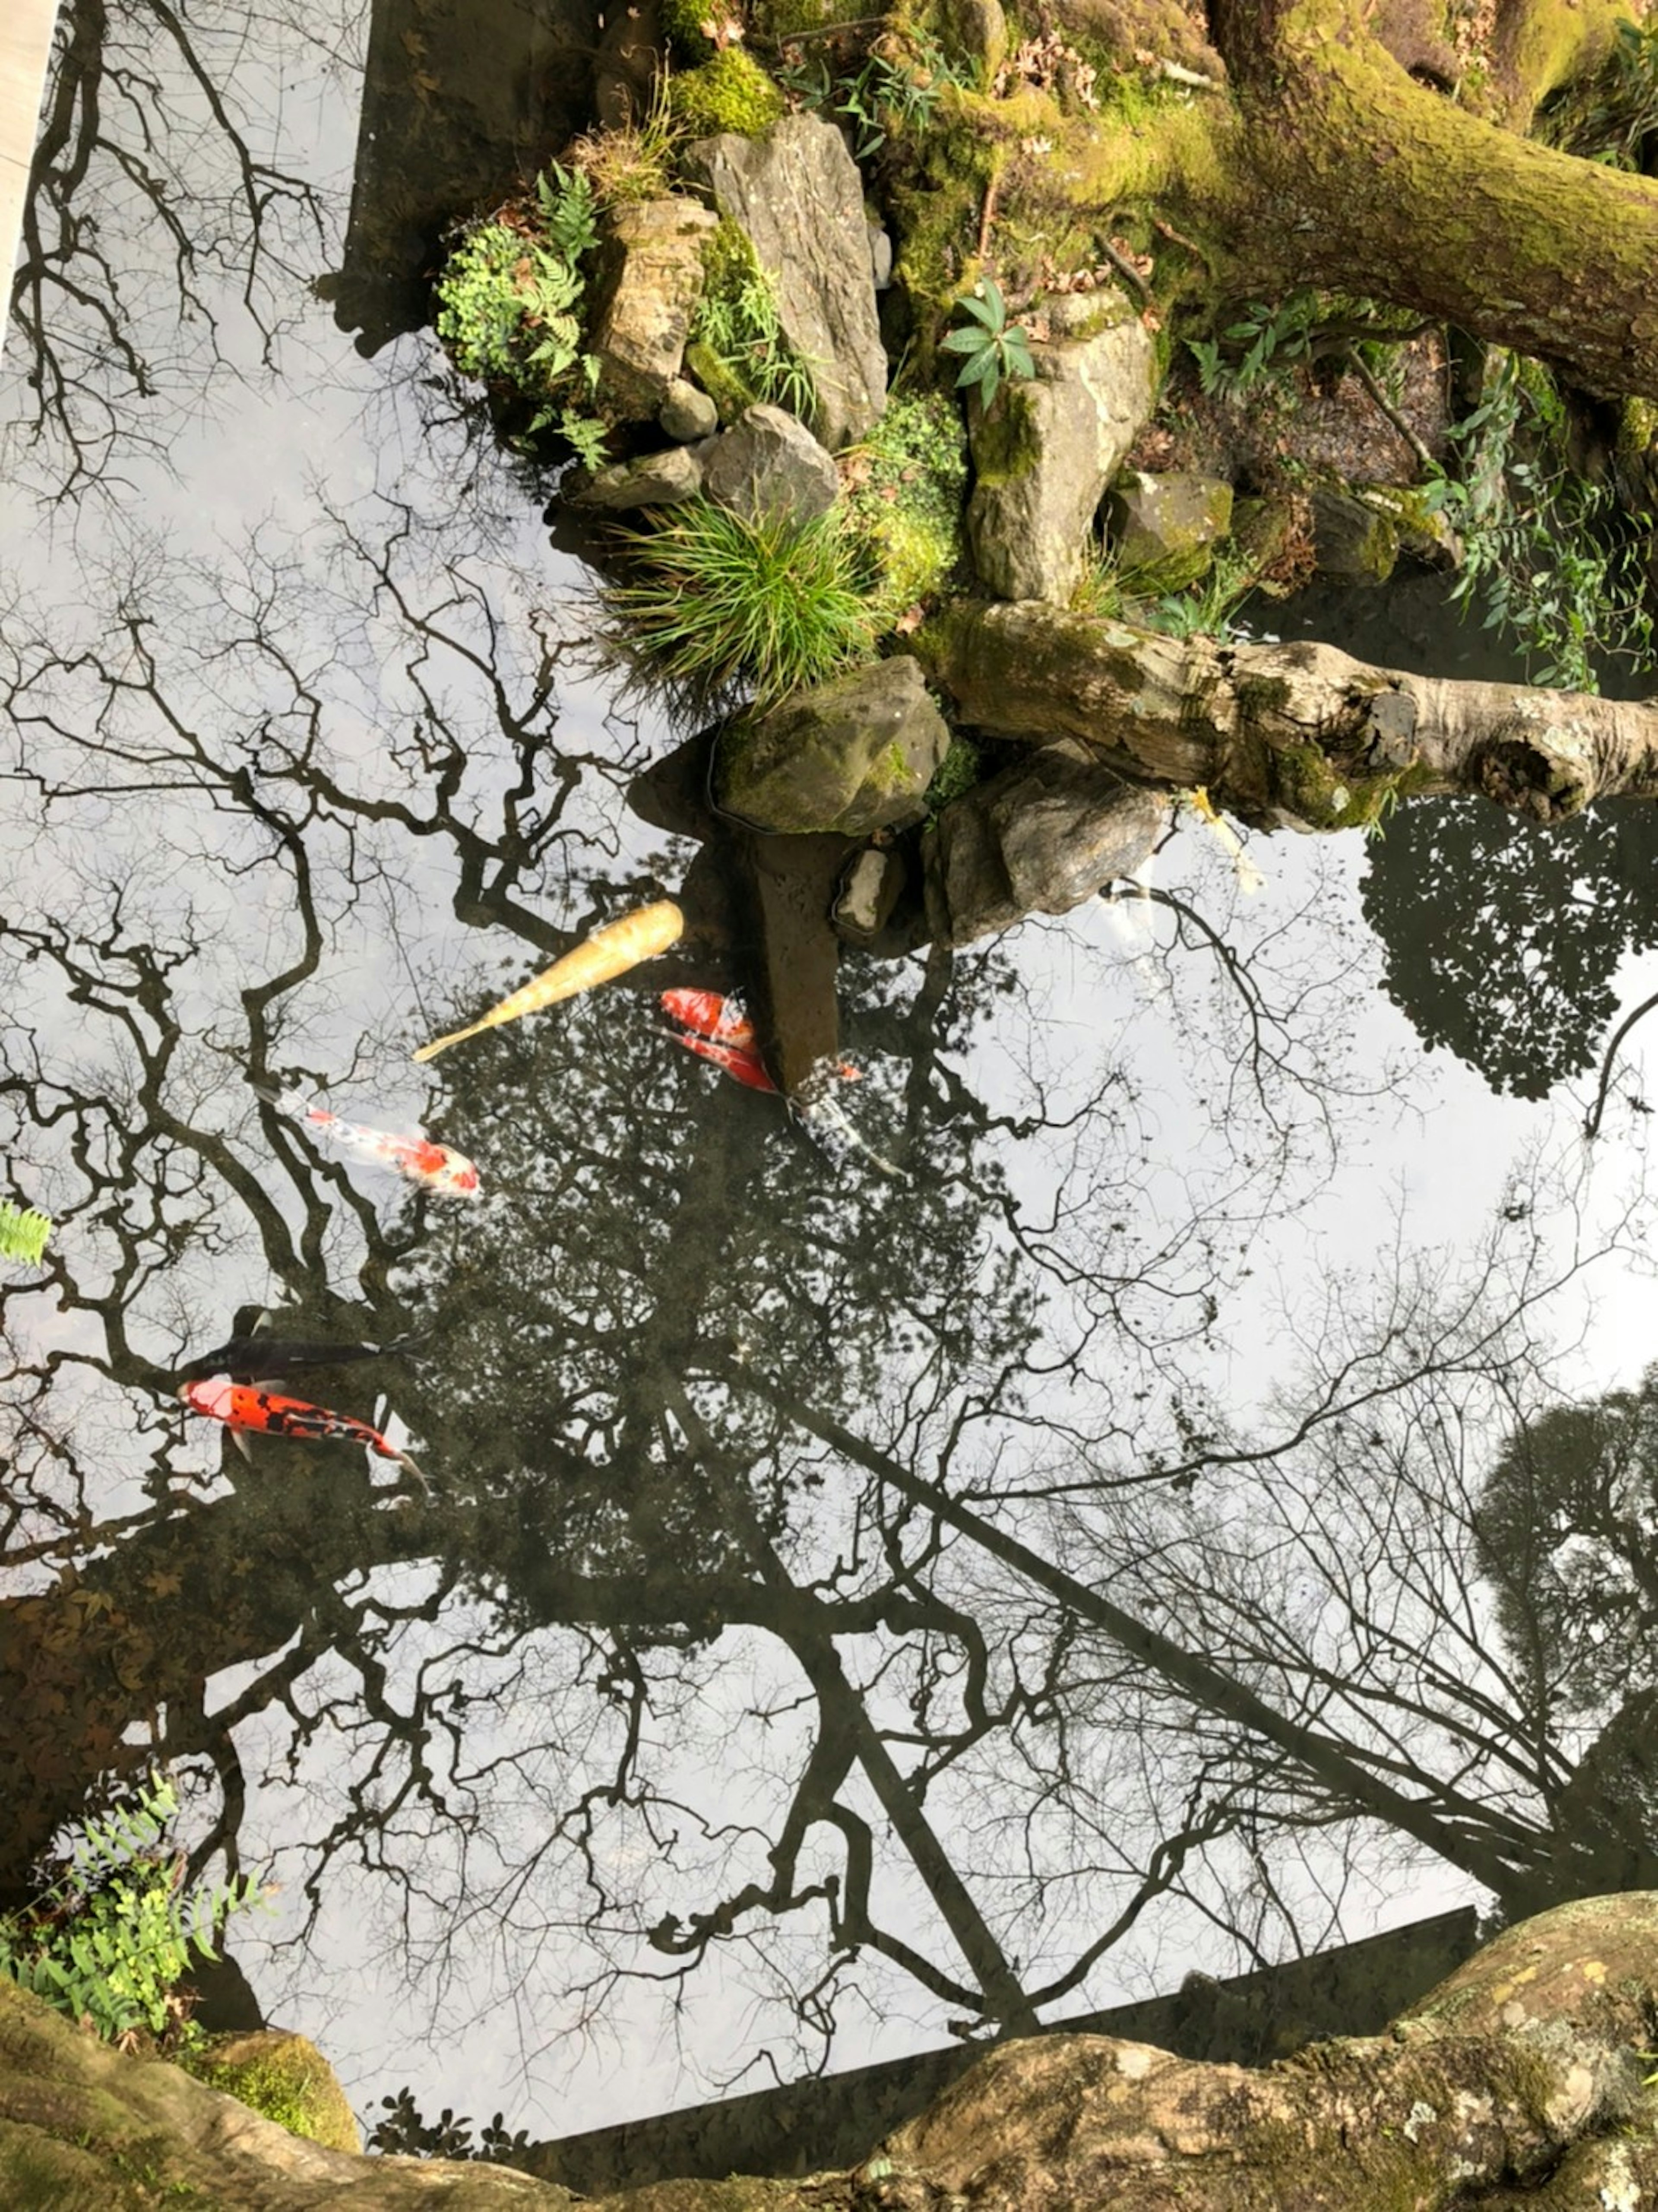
[1037,0,1658,399]
[929,601,1658,830]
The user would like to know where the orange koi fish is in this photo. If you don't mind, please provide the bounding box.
[263,1089,481,1200]
[661,989,757,1050]
[178,1377,427,1489]
[661,992,862,1082]
[671,1030,779,1092]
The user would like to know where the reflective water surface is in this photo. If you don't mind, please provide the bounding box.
[9,0,1658,2164]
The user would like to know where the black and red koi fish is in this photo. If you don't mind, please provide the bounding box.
[177,1378,427,1489]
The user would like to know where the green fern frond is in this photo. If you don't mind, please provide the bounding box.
[0,1202,52,1265]
[0,1772,268,2046]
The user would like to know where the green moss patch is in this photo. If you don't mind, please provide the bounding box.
[970,380,1041,484]
[668,50,787,137]
[185,2031,360,2154]
[844,390,970,627]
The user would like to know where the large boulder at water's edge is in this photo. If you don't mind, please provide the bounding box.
[924,740,1171,944]
[586,198,720,420]
[968,295,1158,605]
[680,115,888,450]
[714,656,949,835]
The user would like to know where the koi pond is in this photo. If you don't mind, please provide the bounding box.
[7,0,1658,2184]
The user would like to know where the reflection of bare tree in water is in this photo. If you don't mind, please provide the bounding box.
[4,494,1655,2104]
[1475,1368,1658,1893]
[9,0,332,495]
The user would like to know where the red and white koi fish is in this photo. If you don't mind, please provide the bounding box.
[671,1030,779,1092]
[261,1088,481,1199]
[661,992,862,1083]
[178,1377,427,1489]
[661,989,756,1050]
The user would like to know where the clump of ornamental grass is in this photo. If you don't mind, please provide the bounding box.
[603,497,875,710]
[564,82,683,208]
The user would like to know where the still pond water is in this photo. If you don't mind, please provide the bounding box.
[7,0,1658,2163]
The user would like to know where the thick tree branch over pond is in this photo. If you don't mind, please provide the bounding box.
[930,601,1658,830]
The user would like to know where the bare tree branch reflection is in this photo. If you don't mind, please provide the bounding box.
[4,473,1653,2115]
[10,0,335,498]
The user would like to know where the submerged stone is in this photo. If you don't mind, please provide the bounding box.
[833,846,906,946]
[738,829,851,1094]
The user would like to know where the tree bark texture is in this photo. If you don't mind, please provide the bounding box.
[932,599,1658,828]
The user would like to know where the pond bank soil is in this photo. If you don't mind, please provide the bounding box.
[9,1895,1658,2207]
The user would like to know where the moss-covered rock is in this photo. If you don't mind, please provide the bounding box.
[1308,485,1400,584]
[587,197,722,419]
[184,2029,360,2153]
[968,312,1158,602]
[0,1977,579,2207]
[1107,468,1234,593]
[9,1904,1658,2207]
[715,656,950,833]
[679,116,888,449]
[666,50,787,138]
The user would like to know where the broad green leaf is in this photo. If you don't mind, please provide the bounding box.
[955,291,1002,332]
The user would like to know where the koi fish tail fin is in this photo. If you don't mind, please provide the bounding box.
[411,1021,484,1065]
[251,1083,310,1118]
[793,1096,906,1183]
[393,1451,430,1496]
